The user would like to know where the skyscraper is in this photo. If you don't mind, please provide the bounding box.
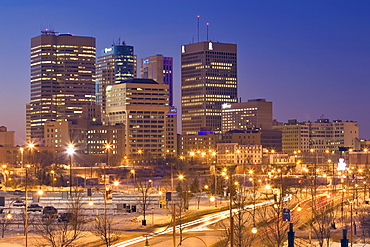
[105,78,175,159]
[29,31,96,142]
[140,55,173,106]
[96,42,137,123]
[181,41,238,135]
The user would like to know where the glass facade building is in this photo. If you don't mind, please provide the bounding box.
[96,43,137,124]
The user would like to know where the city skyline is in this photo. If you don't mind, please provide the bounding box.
[1,0,370,144]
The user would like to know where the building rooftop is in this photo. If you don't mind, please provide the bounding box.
[120,78,158,84]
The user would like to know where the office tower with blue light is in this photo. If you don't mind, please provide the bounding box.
[140,55,174,106]
[96,42,137,123]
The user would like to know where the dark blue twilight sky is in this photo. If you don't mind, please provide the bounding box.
[0,0,370,144]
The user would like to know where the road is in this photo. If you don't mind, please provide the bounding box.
[111,200,275,247]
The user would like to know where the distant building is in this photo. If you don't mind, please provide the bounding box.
[274,118,360,154]
[96,42,137,124]
[43,104,125,166]
[105,78,176,159]
[141,55,173,106]
[219,129,282,152]
[181,41,238,135]
[216,143,263,172]
[165,108,178,157]
[28,31,96,143]
[221,99,273,132]
[181,130,218,156]
[0,126,14,147]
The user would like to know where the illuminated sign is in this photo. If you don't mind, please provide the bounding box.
[143,59,150,65]
[181,45,185,53]
[337,158,347,171]
[209,42,213,50]
[170,108,177,113]
[222,103,231,109]
[104,48,113,53]
[198,131,214,135]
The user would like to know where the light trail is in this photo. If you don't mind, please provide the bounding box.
[111,200,275,247]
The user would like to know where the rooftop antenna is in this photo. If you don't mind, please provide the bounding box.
[206,23,210,41]
[197,15,200,42]
[118,36,121,45]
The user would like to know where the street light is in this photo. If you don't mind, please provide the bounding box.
[50,170,55,191]
[66,144,75,196]
[104,143,111,246]
[24,163,30,247]
[130,169,136,189]
[19,147,24,169]
[251,227,258,234]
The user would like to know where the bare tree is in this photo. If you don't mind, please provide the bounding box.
[255,171,291,247]
[34,193,87,247]
[305,164,336,247]
[135,177,153,225]
[309,197,335,247]
[221,189,258,247]
[0,213,13,238]
[92,215,120,246]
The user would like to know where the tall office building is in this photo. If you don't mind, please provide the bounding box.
[29,31,96,143]
[96,42,137,123]
[140,55,173,106]
[181,41,238,135]
[105,78,176,159]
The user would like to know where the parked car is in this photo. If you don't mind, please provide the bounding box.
[27,204,43,212]
[42,206,58,218]
[58,212,73,222]
[13,200,25,207]
[13,190,24,195]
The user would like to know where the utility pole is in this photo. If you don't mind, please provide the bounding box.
[229,168,234,247]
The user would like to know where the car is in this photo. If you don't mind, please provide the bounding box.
[58,212,74,222]
[42,206,58,220]
[27,204,43,212]
[43,206,57,214]
[13,200,25,207]
[10,190,24,196]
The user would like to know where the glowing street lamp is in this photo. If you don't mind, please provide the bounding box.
[19,147,24,169]
[251,227,258,234]
[66,144,75,196]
